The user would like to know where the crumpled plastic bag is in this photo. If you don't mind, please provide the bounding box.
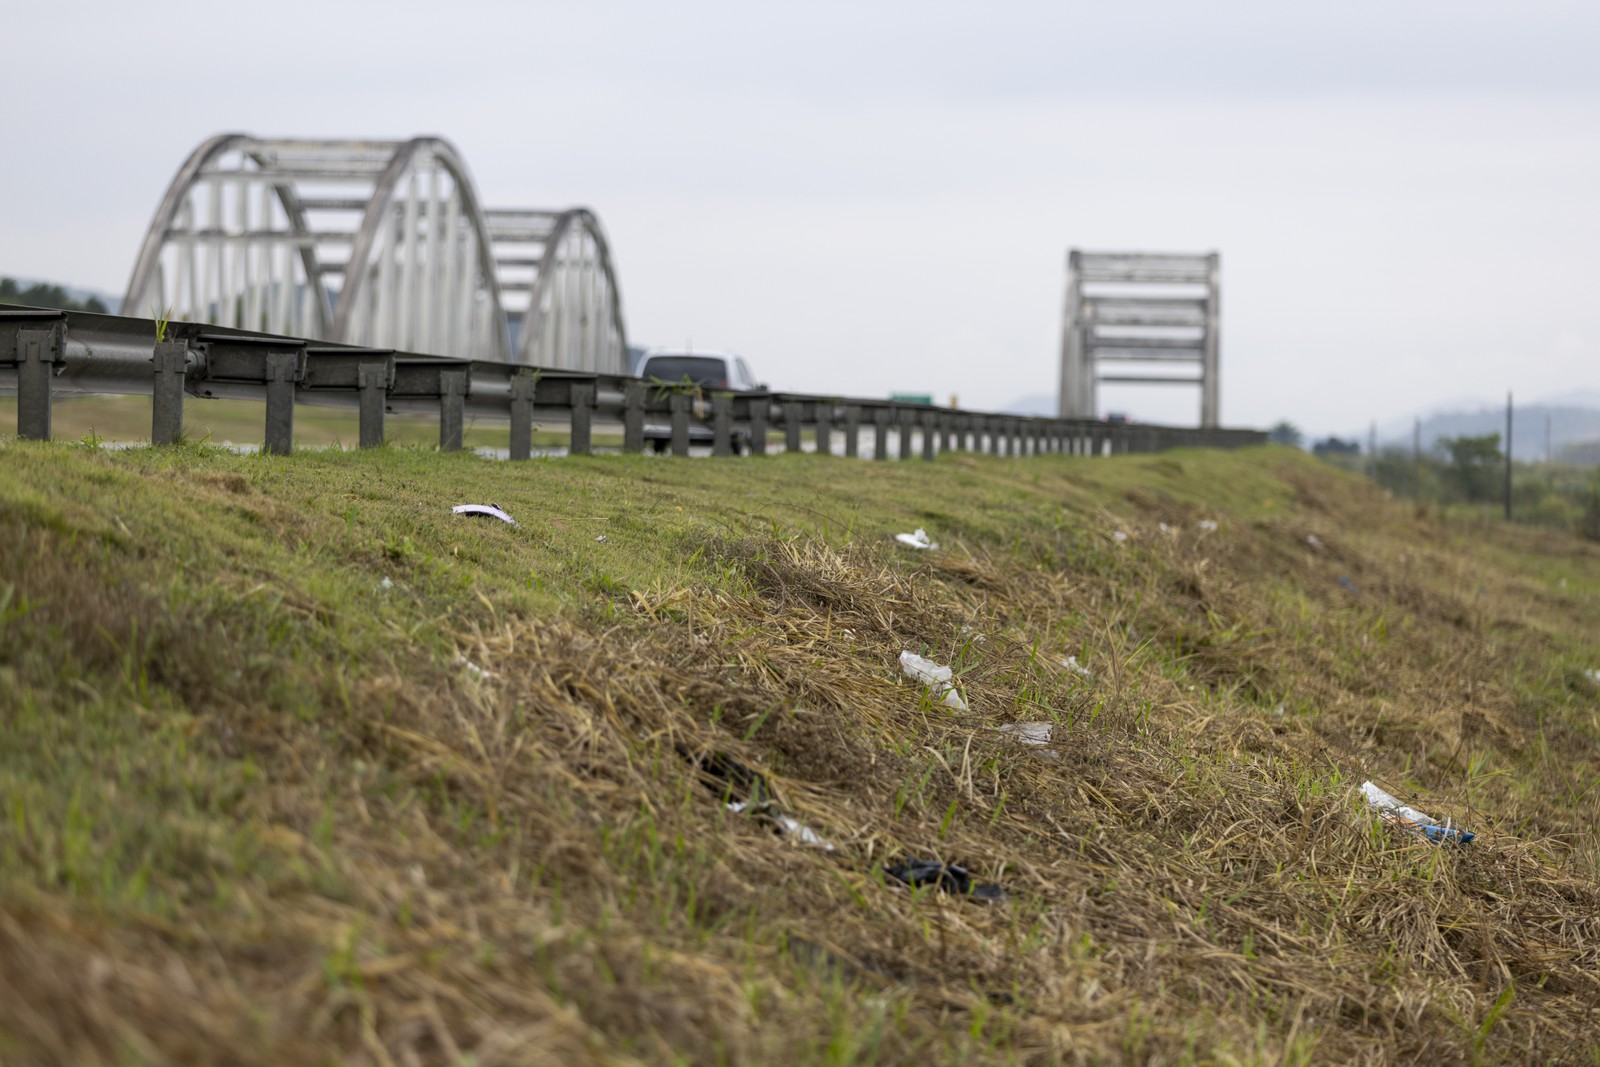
[900,650,967,710]
[1360,780,1474,845]
[895,528,938,550]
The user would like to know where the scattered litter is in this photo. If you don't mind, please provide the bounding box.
[452,656,496,681]
[1582,668,1600,687]
[883,858,1006,901]
[595,535,607,543]
[1198,519,1219,532]
[1273,703,1286,716]
[1360,781,1475,845]
[1159,522,1177,535]
[1060,655,1093,680]
[1111,531,1129,543]
[378,576,394,590]
[688,750,835,851]
[998,721,1052,747]
[1558,577,1568,591]
[959,625,988,645]
[727,800,835,851]
[895,528,939,550]
[1306,533,1324,549]
[1338,575,1358,592]
[899,650,968,710]
[452,503,517,526]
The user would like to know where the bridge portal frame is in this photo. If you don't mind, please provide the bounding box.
[1058,249,1220,428]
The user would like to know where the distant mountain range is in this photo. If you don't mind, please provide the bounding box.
[1369,393,1600,463]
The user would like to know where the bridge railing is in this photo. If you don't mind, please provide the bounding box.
[2,306,1267,457]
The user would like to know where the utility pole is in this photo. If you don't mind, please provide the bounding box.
[1504,391,1513,521]
[1413,416,1421,502]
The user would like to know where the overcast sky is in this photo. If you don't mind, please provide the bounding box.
[5,0,1598,436]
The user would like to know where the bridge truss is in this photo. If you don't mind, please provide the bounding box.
[123,135,627,372]
[1058,250,1220,428]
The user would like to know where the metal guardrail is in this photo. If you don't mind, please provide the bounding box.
[1,306,1267,458]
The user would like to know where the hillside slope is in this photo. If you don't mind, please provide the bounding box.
[2,442,1598,1065]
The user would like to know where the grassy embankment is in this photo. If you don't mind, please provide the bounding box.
[2,439,1598,1065]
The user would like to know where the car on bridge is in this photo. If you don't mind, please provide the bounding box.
[636,350,766,454]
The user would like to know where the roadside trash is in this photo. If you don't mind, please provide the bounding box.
[687,750,835,850]
[452,503,517,526]
[1159,522,1177,535]
[379,577,394,590]
[1198,520,1219,532]
[453,656,496,681]
[899,650,968,710]
[1360,781,1475,845]
[895,528,939,550]
[727,800,835,850]
[1111,531,1129,543]
[1582,668,1600,687]
[595,535,607,543]
[1306,534,1324,549]
[999,722,1050,744]
[1060,655,1093,680]
[1338,576,1358,592]
[960,624,988,645]
[883,858,1006,901]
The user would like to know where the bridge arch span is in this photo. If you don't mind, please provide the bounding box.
[123,135,628,371]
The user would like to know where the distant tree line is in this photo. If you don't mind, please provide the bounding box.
[1302,425,1600,543]
[0,277,108,313]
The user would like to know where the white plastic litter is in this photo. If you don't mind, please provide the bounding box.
[453,656,496,681]
[1111,530,1129,543]
[1159,522,1176,535]
[1198,520,1219,532]
[1060,655,1093,680]
[899,650,968,710]
[1360,781,1474,845]
[1306,533,1324,549]
[379,577,395,590]
[452,503,517,526]
[727,801,835,850]
[595,535,607,543]
[998,722,1051,745]
[1583,668,1600,687]
[959,625,988,645]
[895,528,939,550]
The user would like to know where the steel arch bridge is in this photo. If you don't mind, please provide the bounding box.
[123,134,627,372]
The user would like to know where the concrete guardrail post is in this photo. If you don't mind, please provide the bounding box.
[151,339,189,446]
[437,369,466,453]
[669,392,692,456]
[15,326,62,442]
[873,407,890,460]
[920,410,937,460]
[569,383,595,456]
[712,393,733,456]
[623,382,645,453]
[359,360,390,450]
[749,397,769,456]
[508,375,534,460]
[784,400,803,453]
[844,404,861,458]
[816,402,833,456]
[263,350,300,455]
